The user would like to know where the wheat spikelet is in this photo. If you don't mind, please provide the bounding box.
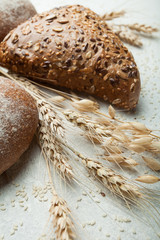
[148,141,160,153]
[117,121,150,133]
[104,155,138,168]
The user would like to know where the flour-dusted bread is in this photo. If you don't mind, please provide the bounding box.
[0,0,36,42]
[0,77,38,175]
[0,5,140,110]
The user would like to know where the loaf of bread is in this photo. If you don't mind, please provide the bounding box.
[0,5,140,110]
[0,77,38,175]
[0,0,37,42]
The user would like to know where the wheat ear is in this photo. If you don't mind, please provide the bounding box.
[127,24,158,34]
[62,142,142,203]
[64,108,160,171]
[49,194,75,240]
[101,10,125,21]
[38,121,73,180]
[45,153,75,240]
[109,24,142,47]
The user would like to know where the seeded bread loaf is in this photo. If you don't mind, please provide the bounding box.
[0,77,38,175]
[0,0,37,42]
[0,5,140,109]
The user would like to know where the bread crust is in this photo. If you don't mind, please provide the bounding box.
[0,0,37,42]
[0,77,38,174]
[0,5,140,109]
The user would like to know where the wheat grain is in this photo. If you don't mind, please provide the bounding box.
[131,136,152,146]
[102,139,122,154]
[127,144,145,153]
[104,155,138,168]
[95,117,114,127]
[105,154,125,163]
[112,130,129,143]
[142,156,160,171]
[49,96,66,103]
[71,99,99,112]
[149,142,160,152]
[120,158,138,168]
[136,175,160,184]
[118,122,150,133]
[108,105,116,119]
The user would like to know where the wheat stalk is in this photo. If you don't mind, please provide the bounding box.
[0,69,160,234]
[2,70,160,169]
[1,71,160,176]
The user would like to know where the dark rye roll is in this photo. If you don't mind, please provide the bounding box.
[0,5,140,110]
[0,77,38,175]
[0,0,37,42]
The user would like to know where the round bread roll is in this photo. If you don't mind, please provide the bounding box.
[0,0,37,42]
[0,77,38,175]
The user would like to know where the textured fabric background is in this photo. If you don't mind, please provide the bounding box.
[0,0,160,239]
